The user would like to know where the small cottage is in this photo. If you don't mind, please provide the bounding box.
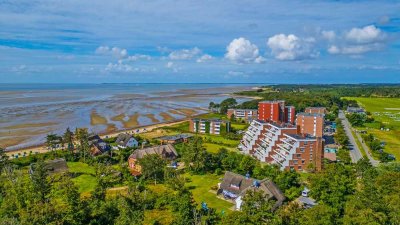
[89,135,111,156]
[115,133,139,149]
[128,144,178,176]
[218,171,285,210]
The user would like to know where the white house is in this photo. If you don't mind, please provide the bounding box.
[115,133,138,149]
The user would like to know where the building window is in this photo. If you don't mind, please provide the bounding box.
[293,160,298,165]
[302,160,305,164]
[297,154,301,158]
[298,166,302,171]
[300,147,305,152]
[304,141,308,145]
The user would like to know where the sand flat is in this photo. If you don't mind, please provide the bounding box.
[90,110,108,125]
[160,112,175,121]
[122,113,140,128]
[111,113,126,122]
[145,114,160,123]
[2,122,57,130]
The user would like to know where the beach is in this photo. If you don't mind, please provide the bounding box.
[0,83,254,150]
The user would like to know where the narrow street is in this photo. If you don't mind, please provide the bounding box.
[338,110,379,166]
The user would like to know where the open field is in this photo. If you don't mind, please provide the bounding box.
[345,97,400,160]
[184,173,234,213]
[67,162,97,195]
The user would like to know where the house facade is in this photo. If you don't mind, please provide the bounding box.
[258,100,296,124]
[115,133,139,149]
[227,109,258,122]
[189,118,231,135]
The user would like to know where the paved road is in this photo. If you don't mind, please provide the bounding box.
[338,110,363,163]
[339,110,379,166]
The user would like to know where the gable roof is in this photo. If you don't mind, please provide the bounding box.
[129,144,178,160]
[220,171,285,208]
[30,158,69,175]
[116,133,136,147]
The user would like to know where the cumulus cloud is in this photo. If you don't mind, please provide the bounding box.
[96,46,128,59]
[225,37,264,64]
[169,47,201,60]
[322,30,336,41]
[105,61,133,72]
[345,25,386,44]
[165,61,179,72]
[267,34,318,60]
[327,25,387,55]
[196,54,213,63]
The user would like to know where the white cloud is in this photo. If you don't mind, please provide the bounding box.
[225,37,264,64]
[267,34,318,60]
[328,45,340,54]
[196,54,213,63]
[165,61,179,72]
[169,47,201,60]
[105,62,133,72]
[345,25,385,44]
[322,30,336,41]
[127,54,152,61]
[327,25,387,55]
[95,46,128,59]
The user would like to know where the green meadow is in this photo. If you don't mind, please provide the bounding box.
[345,97,400,160]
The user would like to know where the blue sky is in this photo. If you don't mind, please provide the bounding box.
[0,0,399,83]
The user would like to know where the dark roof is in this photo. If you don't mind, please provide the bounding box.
[116,133,136,147]
[90,135,111,154]
[129,144,178,160]
[158,133,193,141]
[30,158,69,174]
[219,171,285,207]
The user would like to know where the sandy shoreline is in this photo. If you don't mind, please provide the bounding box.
[4,117,192,157]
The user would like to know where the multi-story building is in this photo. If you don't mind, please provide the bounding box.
[239,101,325,172]
[271,134,323,171]
[258,100,295,124]
[258,100,286,123]
[296,113,325,137]
[227,109,258,122]
[305,107,327,115]
[285,106,296,124]
[189,118,231,135]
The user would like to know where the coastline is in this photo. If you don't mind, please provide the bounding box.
[4,116,193,157]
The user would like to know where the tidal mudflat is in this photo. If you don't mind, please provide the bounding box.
[0,83,253,150]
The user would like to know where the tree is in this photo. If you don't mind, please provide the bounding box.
[30,160,51,203]
[76,128,90,162]
[0,147,9,175]
[46,133,62,152]
[138,154,166,183]
[297,204,337,225]
[63,127,74,153]
[181,137,208,173]
[219,98,237,114]
[238,190,279,224]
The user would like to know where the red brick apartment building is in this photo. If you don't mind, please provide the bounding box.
[296,113,325,137]
[239,100,325,172]
[227,109,257,122]
[258,100,295,124]
[305,107,327,115]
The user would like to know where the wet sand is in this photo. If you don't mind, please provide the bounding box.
[111,113,126,122]
[159,112,175,121]
[145,114,160,123]
[122,113,139,128]
[90,111,108,126]
[2,122,57,130]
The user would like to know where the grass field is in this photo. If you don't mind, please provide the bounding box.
[67,162,97,194]
[185,173,233,213]
[204,143,237,153]
[345,97,400,160]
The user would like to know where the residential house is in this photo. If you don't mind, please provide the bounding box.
[89,135,111,156]
[128,144,178,176]
[115,133,139,149]
[218,171,285,210]
[29,158,69,175]
[158,134,193,144]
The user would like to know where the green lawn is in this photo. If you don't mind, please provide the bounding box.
[345,97,400,160]
[204,143,237,154]
[184,173,233,213]
[143,209,174,225]
[67,162,97,194]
